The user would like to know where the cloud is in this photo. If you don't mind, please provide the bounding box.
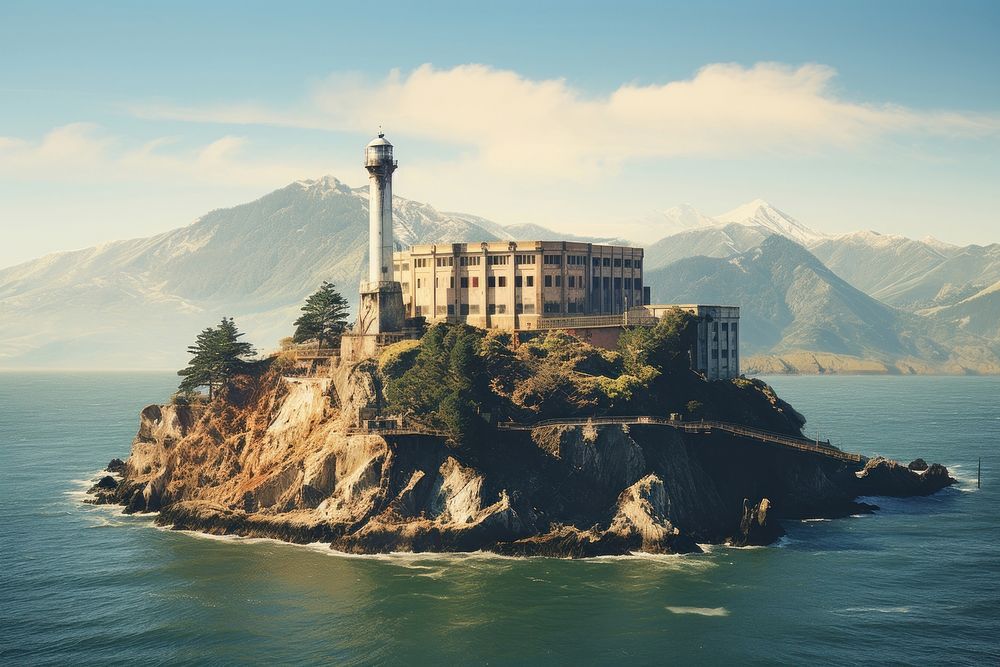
[0,124,350,189]
[133,62,1000,180]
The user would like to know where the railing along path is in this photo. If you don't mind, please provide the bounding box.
[495,416,863,463]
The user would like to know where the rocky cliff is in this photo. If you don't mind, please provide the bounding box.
[88,359,955,556]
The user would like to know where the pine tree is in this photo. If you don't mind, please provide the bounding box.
[177,317,256,399]
[292,282,351,349]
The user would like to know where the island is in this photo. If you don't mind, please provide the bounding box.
[87,310,954,557]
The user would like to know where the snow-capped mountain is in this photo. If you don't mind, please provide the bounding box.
[0,176,575,369]
[716,199,829,246]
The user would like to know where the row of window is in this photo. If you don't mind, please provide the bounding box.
[402,261,643,277]
[409,274,647,292]
[404,254,643,270]
[419,303,539,316]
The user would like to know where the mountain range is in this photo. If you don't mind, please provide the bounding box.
[1,177,998,373]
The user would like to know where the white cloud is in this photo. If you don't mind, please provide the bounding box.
[0,124,351,189]
[134,62,1000,181]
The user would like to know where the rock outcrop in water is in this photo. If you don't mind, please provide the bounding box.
[88,353,956,556]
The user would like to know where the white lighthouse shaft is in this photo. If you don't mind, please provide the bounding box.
[368,168,393,284]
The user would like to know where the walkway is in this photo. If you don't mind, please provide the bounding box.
[496,416,864,463]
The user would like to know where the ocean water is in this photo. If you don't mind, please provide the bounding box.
[1,373,997,665]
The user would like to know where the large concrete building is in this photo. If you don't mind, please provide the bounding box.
[645,304,741,380]
[343,134,740,380]
[392,241,647,331]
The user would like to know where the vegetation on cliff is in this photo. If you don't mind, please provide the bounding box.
[177,317,257,400]
[292,281,350,350]
[379,309,806,442]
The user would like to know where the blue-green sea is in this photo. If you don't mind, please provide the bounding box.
[1,373,997,665]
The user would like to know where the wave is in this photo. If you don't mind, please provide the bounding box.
[665,606,730,617]
[841,606,910,614]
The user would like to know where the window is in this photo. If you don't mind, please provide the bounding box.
[711,349,719,359]
[635,259,643,269]
[497,276,507,287]
[566,255,586,266]
[624,278,631,290]
[416,278,421,289]
[568,302,577,313]
[401,282,410,292]
[544,275,552,287]
[515,254,536,265]
[436,305,448,315]
[487,276,496,288]
[602,258,611,267]
[613,258,622,267]
[436,257,454,267]
[721,323,729,332]
[469,304,480,315]
[525,275,534,287]
[732,323,738,338]
[544,302,561,313]
[414,258,428,268]
[460,303,469,315]
[592,277,600,290]
[602,277,610,289]
[515,275,522,287]
[624,259,632,268]
[449,277,455,289]
[488,255,510,266]
[460,256,481,267]
[435,277,439,288]
[543,255,562,265]
[592,257,601,267]
[721,349,729,358]
[460,277,468,289]
[393,262,401,272]
[614,277,622,290]
[401,262,409,271]
[472,277,479,288]
[447,304,455,315]
[555,275,562,287]
[488,303,507,315]
[634,277,641,290]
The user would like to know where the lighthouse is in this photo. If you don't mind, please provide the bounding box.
[365,133,397,283]
[350,132,405,340]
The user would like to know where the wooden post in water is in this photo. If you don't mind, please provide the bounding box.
[978,458,981,489]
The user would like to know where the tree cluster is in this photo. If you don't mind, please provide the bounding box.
[177,317,256,399]
[292,281,350,349]
[378,320,693,443]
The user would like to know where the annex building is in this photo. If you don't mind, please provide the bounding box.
[645,304,741,381]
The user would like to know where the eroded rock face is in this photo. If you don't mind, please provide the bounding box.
[88,362,957,557]
[731,498,785,547]
[855,457,955,497]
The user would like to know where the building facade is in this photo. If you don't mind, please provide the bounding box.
[392,241,646,331]
[645,304,741,380]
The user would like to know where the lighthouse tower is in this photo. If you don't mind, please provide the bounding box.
[365,133,397,283]
[352,132,405,338]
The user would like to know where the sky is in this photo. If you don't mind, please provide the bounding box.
[1,0,999,268]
